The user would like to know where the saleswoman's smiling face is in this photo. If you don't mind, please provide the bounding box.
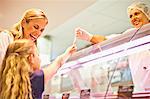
[129,8,149,28]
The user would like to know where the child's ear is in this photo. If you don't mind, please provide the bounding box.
[28,54,34,64]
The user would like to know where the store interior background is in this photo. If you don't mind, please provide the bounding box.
[0,0,149,65]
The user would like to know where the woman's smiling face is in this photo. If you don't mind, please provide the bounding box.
[22,18,48,41]
[129,8,149,28]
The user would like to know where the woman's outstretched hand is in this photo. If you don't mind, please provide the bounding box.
[75,27,93,41]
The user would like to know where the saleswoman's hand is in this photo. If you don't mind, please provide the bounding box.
[75,27,93,41]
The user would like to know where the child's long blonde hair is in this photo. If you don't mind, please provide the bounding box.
[0,39,34,99]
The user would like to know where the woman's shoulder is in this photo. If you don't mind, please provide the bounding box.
[123,28,135,34]
[0,30,13,37]
[0,30,14,42]
[123,23,150,34]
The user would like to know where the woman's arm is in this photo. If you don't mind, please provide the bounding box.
[90,34,107,44]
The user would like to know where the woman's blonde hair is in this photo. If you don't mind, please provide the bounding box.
[0,39,35,99]
[10,8,48,40]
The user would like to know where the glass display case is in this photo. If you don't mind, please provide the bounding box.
[43,24,150,99]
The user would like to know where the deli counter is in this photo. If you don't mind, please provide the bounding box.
[43,24,150,99]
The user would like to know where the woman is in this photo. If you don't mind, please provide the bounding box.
[126,2,150,92]
[75,2,150,92]
[0,39,77,99]
[0,8,48,66]
[75,2,150,43]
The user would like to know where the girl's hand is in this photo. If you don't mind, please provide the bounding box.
[65,44,77,55]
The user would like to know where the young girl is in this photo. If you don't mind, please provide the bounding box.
[0,39,77,99]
